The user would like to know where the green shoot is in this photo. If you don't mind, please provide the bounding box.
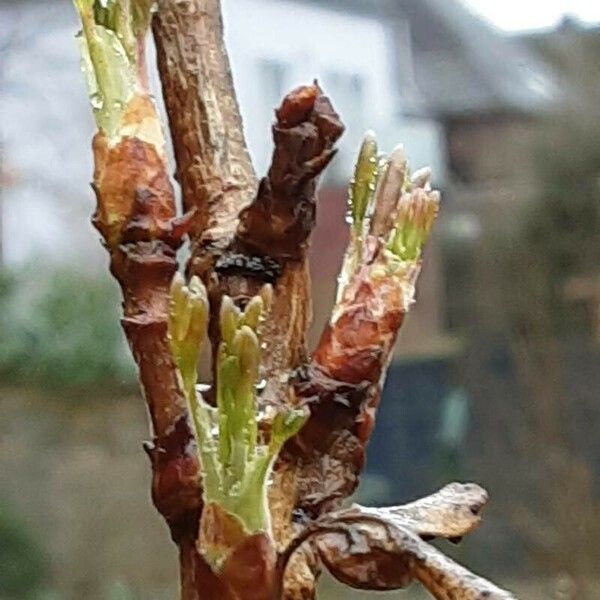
[234,406,307,533]
[168,273,208,397]
[168,273,221,499]
[168,277,306,546]
[73,0,154,139]
[348,131,379,235]
[387,190,440,262]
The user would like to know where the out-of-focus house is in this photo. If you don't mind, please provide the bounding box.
[519,16,600,112]
[305,0,561,355]
[387,0,561,335]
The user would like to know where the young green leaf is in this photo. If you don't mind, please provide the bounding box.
[387,189,440,262]
[349,131,379,233]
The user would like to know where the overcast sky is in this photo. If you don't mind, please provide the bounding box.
[462,0,600,31]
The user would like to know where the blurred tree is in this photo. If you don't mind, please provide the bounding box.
[0,500,48,599]
[0,268,134,389]
[461,31,600,594]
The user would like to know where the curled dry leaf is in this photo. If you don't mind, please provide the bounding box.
[317,524,515,599]
[283,483,516,600]
[347,482,489,541]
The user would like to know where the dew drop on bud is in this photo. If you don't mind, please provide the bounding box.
[90,92,103,110]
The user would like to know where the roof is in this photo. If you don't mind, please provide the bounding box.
[515,18,600,114]
[292,0,560,119]
[400,0,561,118]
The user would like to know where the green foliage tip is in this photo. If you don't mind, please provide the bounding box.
[73,0,155,139]
[387,190,440,262]
[167,279,305,538]
[349,131,379,232]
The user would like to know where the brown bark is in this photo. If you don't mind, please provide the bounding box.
[289,185,437,520]
[77,1,513,598]
[152,0,257,260]
[91,97,201,540]
[159,71,344,597]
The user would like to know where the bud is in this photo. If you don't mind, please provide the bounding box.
[260,284,274,314]
[167,273,209,393]
[411,166,432,190]
[369,145,408,239]
[220,296,241,347]
[349,131,379,231]
[270,408,309,453]
[232,326,260,381]
[388,187,440,262]
[187,277,209,344]
[169,272,188,341]
[241,296,264,331]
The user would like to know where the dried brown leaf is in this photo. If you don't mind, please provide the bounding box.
[283,483,516,600]
[343,482,489,540]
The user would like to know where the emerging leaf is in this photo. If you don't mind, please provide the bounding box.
[348,131,379,232]
[388,187,441,262]
[73,0,155,139]
[168,273,209,396]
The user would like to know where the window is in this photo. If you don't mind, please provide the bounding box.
[322,71,366,183]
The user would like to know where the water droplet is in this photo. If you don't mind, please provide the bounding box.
[255,379,267,391]
[90,92,103,110]
[256,409,268,422]
[345,211,354,225]
[196,382,211,393]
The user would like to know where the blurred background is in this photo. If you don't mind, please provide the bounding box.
[1,0,600,598]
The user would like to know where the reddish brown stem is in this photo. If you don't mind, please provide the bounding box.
[91,101,202,539]
[77,2,508,599]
